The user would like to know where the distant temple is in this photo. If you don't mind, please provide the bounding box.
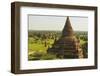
[47,17,84,58]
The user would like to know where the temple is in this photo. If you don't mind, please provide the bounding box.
[47,17,84,59]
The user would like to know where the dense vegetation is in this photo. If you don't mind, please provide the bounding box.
[28,30,88,60]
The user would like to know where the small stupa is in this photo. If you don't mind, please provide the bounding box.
[47,17,84,58]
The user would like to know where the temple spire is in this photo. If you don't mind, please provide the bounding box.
[62,17,74,37]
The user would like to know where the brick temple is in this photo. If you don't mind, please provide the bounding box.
[47,17,84,58]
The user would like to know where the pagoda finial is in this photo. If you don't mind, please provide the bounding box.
[62,16,74,37]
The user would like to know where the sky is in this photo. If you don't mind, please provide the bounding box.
[28,15,88,31]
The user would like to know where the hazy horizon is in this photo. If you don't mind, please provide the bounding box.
[28,15,88,31]
[28,30,88,32]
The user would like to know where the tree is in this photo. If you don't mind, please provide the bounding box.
[82,42,88,58]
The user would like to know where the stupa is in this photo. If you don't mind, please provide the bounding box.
[47,17,84,58]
